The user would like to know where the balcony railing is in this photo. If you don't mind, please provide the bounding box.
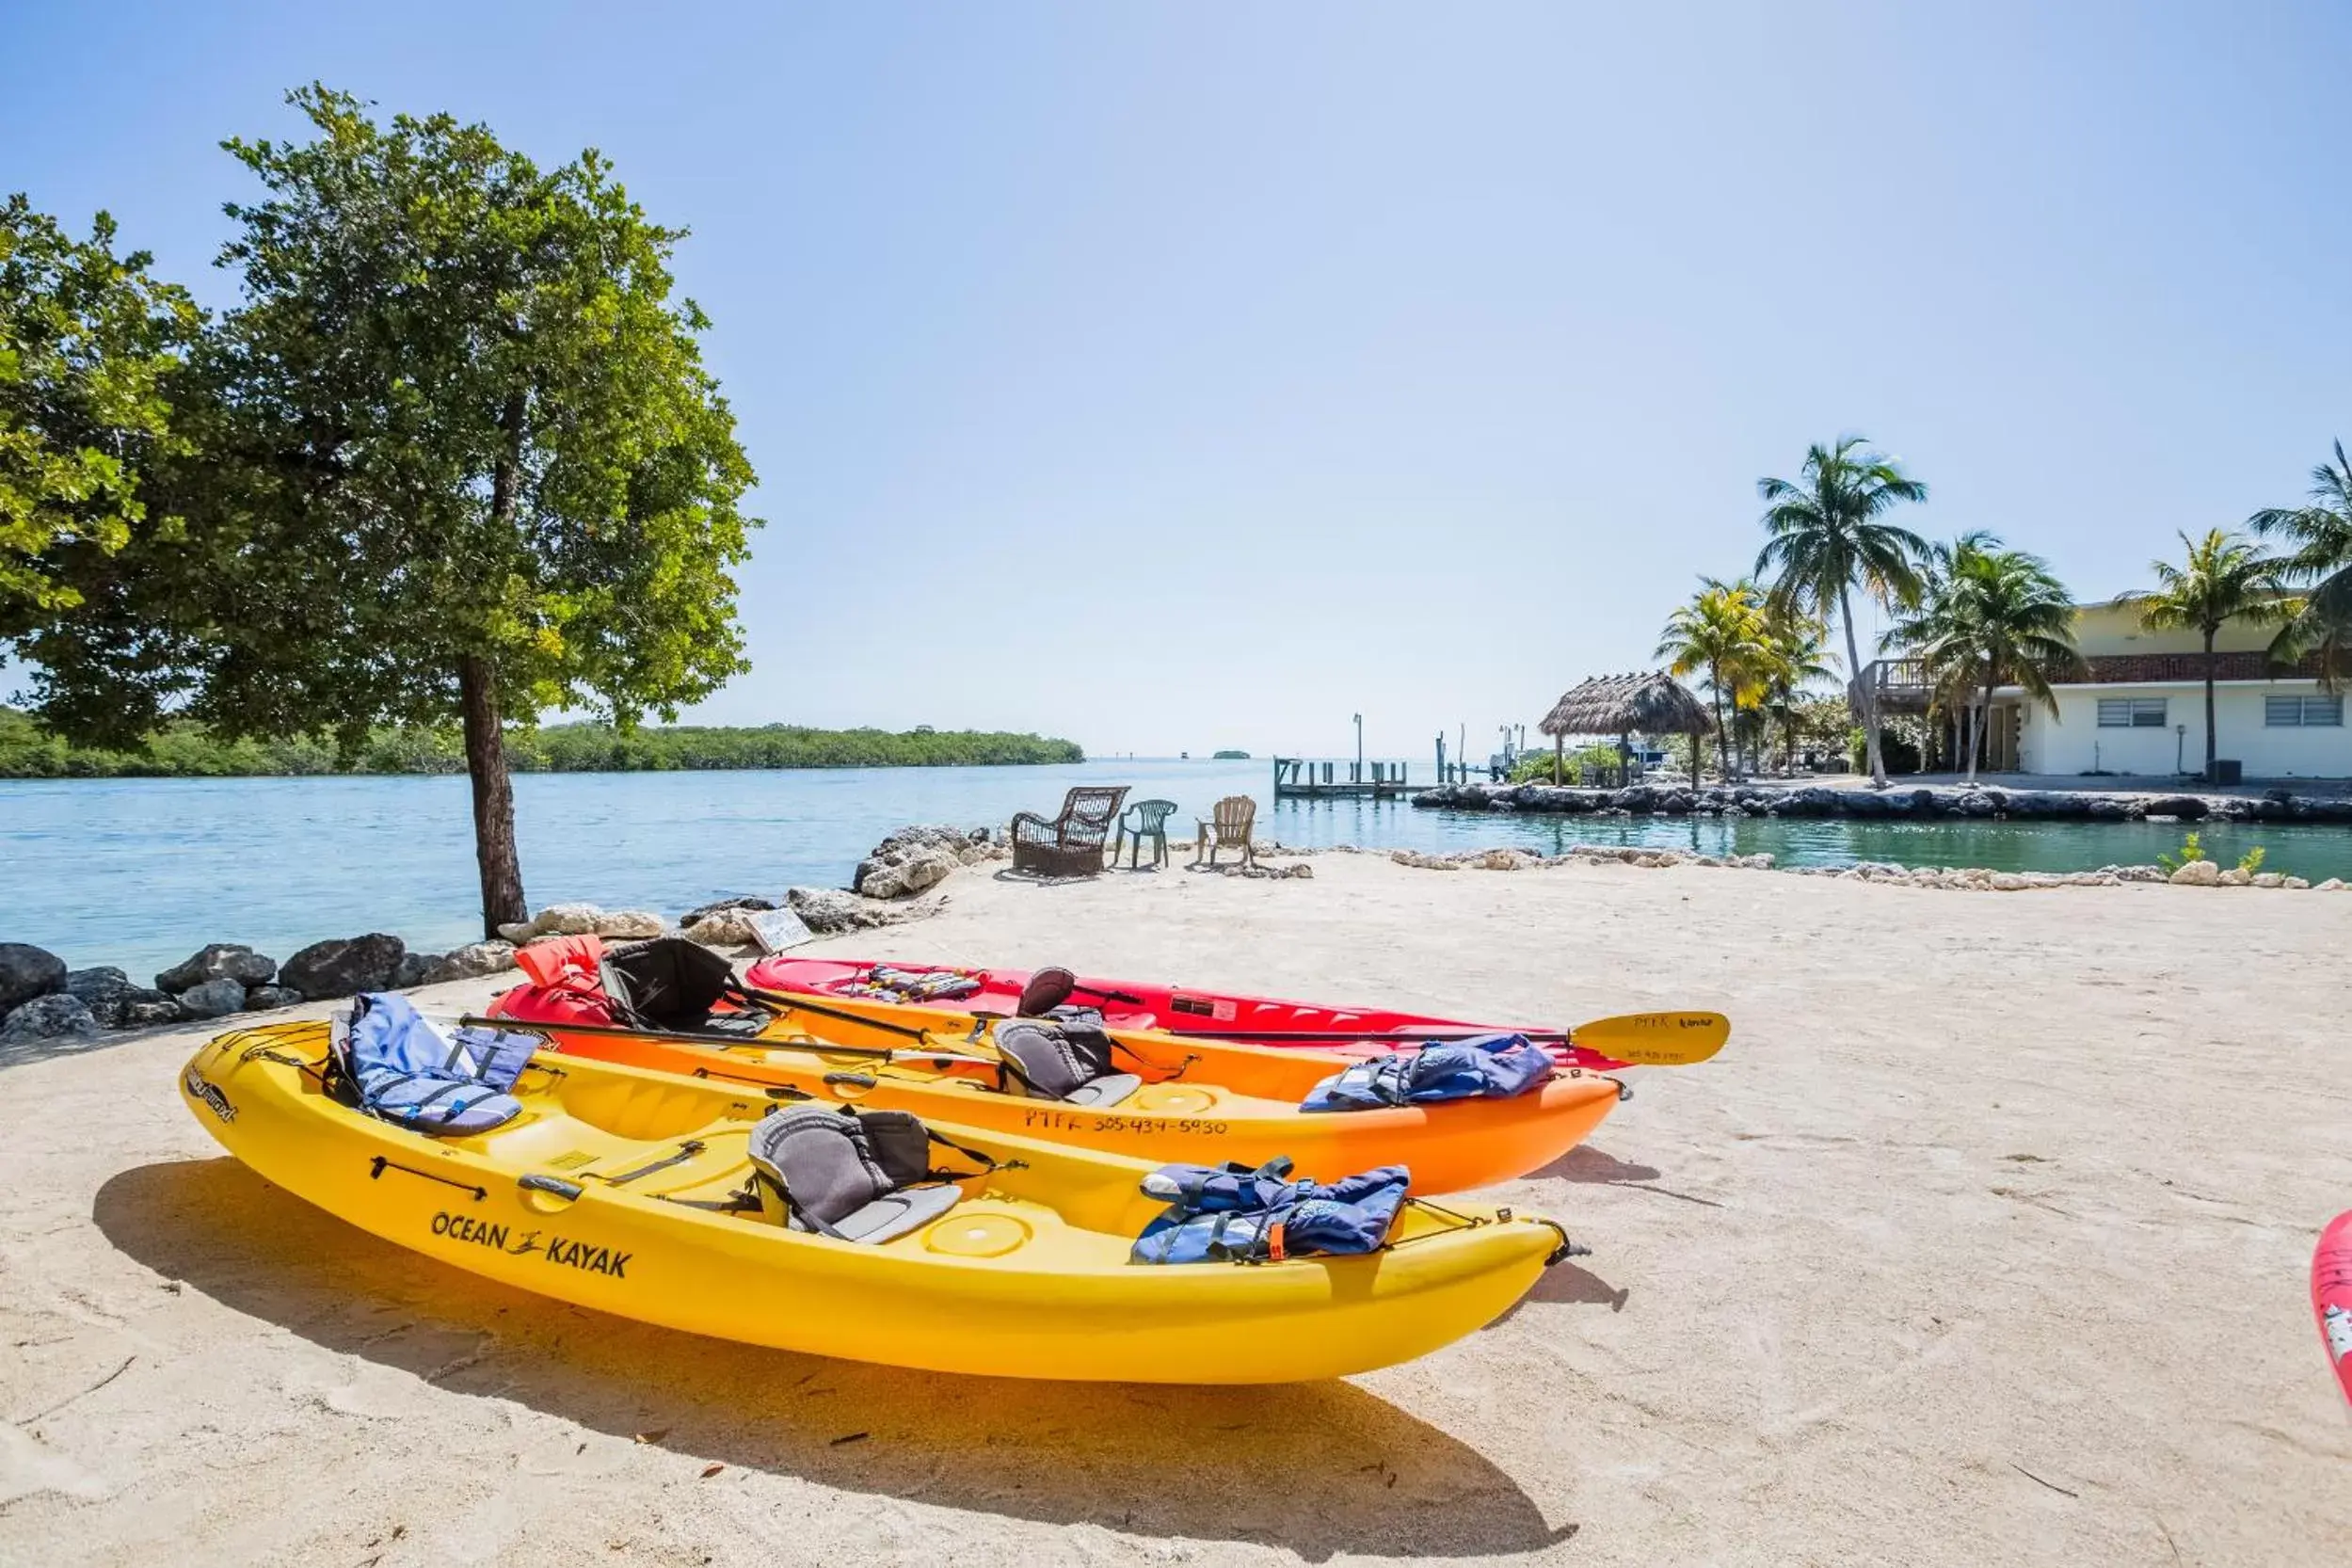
[1868,651,2325,692]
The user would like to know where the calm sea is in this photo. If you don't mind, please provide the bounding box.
[8,757,2350,976]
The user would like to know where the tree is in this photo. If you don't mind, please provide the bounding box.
[1656,578,1770,782]
[1755,601,1837,774]
[2124,530,2291,783]
[20,88,760,936]
[2248,439,2352,685]
[1886,535,2079,782]
[0,196,202,631]
[1754,436,1929,787]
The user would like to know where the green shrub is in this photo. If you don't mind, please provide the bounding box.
[2157,831,2210,873]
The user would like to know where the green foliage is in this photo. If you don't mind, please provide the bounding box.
[1753,435,1929,783]
[2236,844,2266,876]
[1508,743,1625,784]
[0,707,1081,777]
[1885,533,2081,777]
[0,195,203,627]
[2156,831,2210,873]
[2249,439,2352,685]
[19,87,760,755]
[1656,578,1771,776]
[1211,749,1250,760]
[1846,724,1922,776]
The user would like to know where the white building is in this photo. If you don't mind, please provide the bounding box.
[1875,599,2348,781]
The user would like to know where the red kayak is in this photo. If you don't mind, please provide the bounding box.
[2318,1210,2352,1409]
[742,955,1639,1071]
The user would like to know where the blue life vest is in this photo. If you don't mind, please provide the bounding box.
[1300,1032,1554,1112]
[1130,1158,1410,1264]
[330,992,538,1135]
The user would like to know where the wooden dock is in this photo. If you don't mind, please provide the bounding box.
[1272,757,1414,799]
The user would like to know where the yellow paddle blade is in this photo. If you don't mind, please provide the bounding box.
[1569,1011,1729,1066]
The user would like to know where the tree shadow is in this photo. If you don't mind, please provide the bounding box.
[93,1159,1579,1561]
[1532,1144,1724,1209]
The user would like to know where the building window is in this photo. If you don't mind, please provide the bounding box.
[2097,697,2168,728]
[2265,695,2345,728]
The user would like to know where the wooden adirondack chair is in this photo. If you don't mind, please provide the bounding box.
[1010,786,1129,878]
[1196,794,1257,868]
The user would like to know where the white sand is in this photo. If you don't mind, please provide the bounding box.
[3,853,2349,1566]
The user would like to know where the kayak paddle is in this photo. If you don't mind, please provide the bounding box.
[1164,1010,1730,1068]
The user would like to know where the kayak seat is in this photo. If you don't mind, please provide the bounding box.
[994,1018,1140,1108]
[602,936,768,1037]
[747,1106,966,1244]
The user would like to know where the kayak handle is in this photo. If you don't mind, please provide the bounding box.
[1537,1219,1590,1267]
[824,1072,878,1090]
[518,1174,583,1202]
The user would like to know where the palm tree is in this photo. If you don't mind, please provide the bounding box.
[1893,531,2000,771]
[1756,606,1837,774]
[2248,439,2352,684]
[1754,436,1929,787]
[1888,536,2080,782]
[1656,578,1770,781]
[2124,530,2293,782]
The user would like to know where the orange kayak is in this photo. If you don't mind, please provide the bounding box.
[487,983,1624,1195]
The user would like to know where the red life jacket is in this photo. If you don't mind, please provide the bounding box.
[492,934,618,1027]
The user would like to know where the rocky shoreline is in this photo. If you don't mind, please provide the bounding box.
[1411,779,2352,824]
[1370,839,2348,891]
[0,823,1005,1057]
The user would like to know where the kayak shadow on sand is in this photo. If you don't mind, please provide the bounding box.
[93,1158,1580,1561]
[1535,1144,1725,1209]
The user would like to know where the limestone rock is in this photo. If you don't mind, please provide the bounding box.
[594,909,665,939]
[2168,860,2220,886]
[2216,866,2252,887]
[124,999,186,1028]
[420,941,519,984]
[2316,878,2347,891]
[176,976,249,1018]
[683,909,761,947]
[155,942,276,993]
[280,934,408,1000]
[2251,872,2286,889]
[392,951,439,989]
[0,942,67,1013]
[0,993,102,1046]
[680,895,777,928]
[854,824,998,900]
[785,888,890,935]
[1466,849,1533,872]
[1390,850,1463,871]
[245,985,304,1011]
[496,921,536,944]
[2284,876,2312,889]
[66,968,178,1028]
[531,903,606,936]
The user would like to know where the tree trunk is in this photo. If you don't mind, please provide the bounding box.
[1553,730,1563,785]
[1709,664,1730,784]
[2202,627,2218,782]
[458,387,533,938]
[457,655,527,937]
[1838,583,1885,786]
[1971,658,1996,781]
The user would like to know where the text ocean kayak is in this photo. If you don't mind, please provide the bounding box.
[745,956,1641,1069]
[180,1021,1576,1383]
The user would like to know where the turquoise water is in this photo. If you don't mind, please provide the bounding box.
[8,759,2351,976]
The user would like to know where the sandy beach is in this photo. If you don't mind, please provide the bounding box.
[4,852,2349,1566]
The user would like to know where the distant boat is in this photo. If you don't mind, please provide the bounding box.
[1180,751,1189,760]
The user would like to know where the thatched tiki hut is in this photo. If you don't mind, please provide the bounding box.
[1538,671,1713,787]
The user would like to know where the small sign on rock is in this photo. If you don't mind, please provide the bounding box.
[748,908,816,954]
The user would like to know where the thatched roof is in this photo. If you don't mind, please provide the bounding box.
[1539,671,1710,738]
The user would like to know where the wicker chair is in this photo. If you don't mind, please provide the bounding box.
[1196,794,1257,868]
[1010,786,1129,878]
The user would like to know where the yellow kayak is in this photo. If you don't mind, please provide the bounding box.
[179,1021,1579,1383]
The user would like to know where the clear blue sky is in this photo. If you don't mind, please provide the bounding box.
[6,2,2345,760]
